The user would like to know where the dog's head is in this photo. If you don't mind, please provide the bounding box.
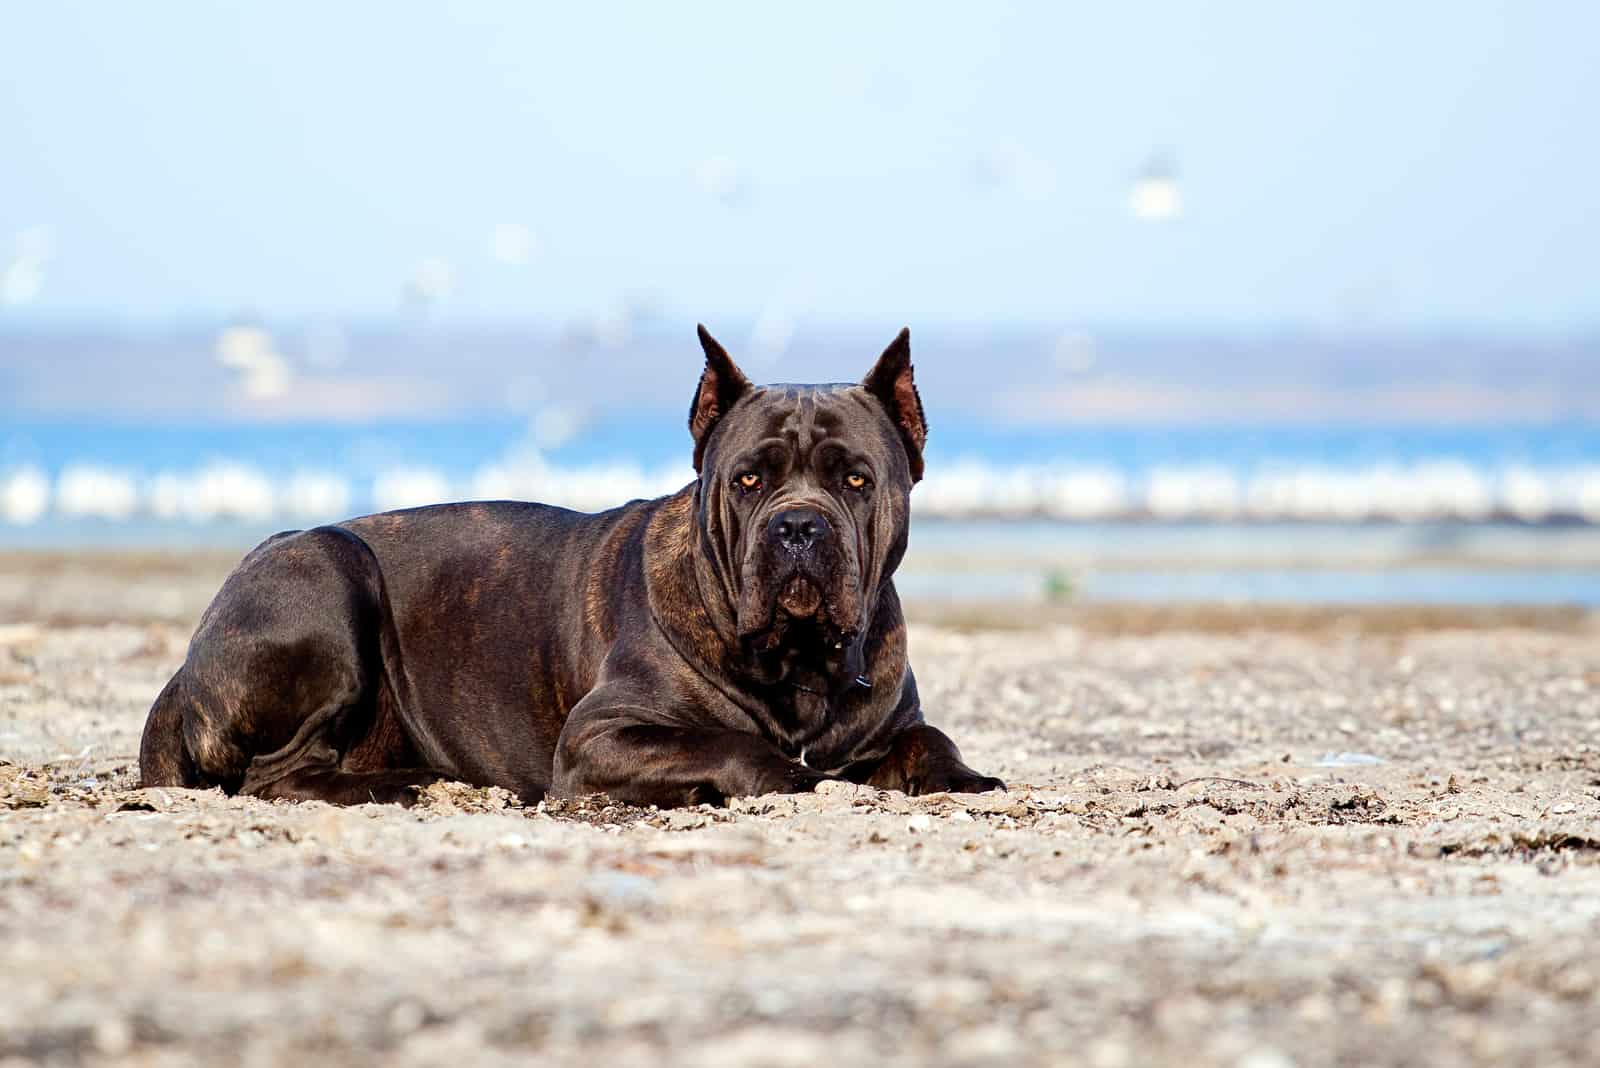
[688,325,926,685]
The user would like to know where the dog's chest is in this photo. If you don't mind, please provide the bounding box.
[760,683,875,773]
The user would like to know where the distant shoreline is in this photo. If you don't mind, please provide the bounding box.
[1,549,1595,631]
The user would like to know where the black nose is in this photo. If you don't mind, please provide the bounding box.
[768,508,830,552]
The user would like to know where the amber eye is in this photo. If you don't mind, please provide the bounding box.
[844,472,868,491]
[736,472,762,492]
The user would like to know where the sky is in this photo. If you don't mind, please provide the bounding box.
[1,2,1597,332]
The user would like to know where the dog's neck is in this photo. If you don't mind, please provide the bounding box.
[642,487,747,685]
[643,486,894,701]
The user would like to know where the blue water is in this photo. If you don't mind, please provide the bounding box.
[6,417,1598,478]
[1,418,539,481]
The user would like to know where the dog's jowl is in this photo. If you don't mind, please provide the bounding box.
[139,327,1004,807]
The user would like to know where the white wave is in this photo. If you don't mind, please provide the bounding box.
[1398,460,1496,521]
[912,459,1600,523]
[0,466,50,525]
[1145,466,1240,520]
[1240,461,1496,523]
[150,463,278,522]
[1500,465,1553,523]
[55,465,140,521]
[281,470,352,521]
[1038,468,1128,519]
[917,463,1131,520]
[18,454,1600,526]
[913,460,1000,517]
[1244,466,1366,522]
[1577,468,1600,523]
[1521,465,1600,524]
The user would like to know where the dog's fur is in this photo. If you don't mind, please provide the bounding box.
[139,327,1002,807]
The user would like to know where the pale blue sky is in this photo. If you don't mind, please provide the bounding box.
[2,2,1596,330]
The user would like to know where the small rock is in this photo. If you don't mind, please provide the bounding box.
[417,780,518,815]
[814,780,870,800]
[387,999,427,1035]
[1086,1038,1132,1068]
[1315,752,1385,768]
[662,810,708,830]
[92,1017,133,1056]
[582,871,656,905]
[946,1023,1022,1059]
[1237,1049,1296,1068]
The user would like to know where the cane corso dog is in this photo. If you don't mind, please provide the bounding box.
[139,326,1003,808]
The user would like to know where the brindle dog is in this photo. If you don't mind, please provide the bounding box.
[139,327,1004,807]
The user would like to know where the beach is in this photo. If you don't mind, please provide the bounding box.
[3,551,1599,1067]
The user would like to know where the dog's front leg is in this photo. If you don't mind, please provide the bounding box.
[846,723,1005,796]
[553,713,836,808]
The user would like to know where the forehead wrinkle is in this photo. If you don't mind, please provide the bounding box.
[798,392,815,453]
[738,386,864,472]
[776,389,830,458]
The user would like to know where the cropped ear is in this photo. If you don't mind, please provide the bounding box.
[689,324,754,472]
[861,327,926,482]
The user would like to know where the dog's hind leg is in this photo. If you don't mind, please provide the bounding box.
[239,689,442,806]
[139,672,202,788]
[139,525,444,804]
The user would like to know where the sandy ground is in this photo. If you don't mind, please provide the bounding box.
[2,552,1600,1067]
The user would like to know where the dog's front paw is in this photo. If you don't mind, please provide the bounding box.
[917,766,1006,796]
[781,764,840,794]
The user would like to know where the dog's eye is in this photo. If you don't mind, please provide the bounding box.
[735,472,763,493]
[844,472,868,491]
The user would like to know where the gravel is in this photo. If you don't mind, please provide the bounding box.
[2,554,1600,1066]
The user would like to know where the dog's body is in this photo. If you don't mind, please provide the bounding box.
[139,327,1002,807]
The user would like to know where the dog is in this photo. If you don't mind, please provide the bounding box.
[139,326,1004,807]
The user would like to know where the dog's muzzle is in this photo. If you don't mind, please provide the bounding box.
[765,507,831,618]
[766,507,830,557]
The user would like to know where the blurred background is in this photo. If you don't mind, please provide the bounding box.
[2,2,1597,605]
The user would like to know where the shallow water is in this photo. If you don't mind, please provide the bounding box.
[4,519,1596,606]
[895,565,1600,606]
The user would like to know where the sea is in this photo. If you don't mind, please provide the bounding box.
[3,417,1598,606]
